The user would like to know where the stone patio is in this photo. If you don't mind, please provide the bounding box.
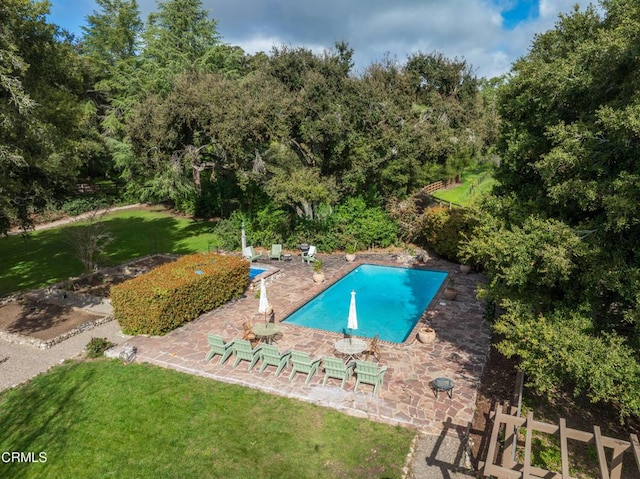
[128,252,490,437]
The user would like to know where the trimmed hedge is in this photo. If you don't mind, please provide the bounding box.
[111,253,249,335]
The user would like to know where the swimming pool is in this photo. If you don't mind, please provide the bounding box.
[249,266,267,280]
[283,264,448,343]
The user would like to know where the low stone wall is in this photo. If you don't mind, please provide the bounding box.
[0,314,115,349]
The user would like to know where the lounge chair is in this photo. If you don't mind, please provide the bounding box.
[364,334,381,362]
[354,360,388,396]
[269,244,283,261]
[302,245,317,263]
[251,344,291,376]
[229,339,259,369]
[322,356,354,389]
[243,246,262,262]
[288,350,322,384]
[205,333,237,364]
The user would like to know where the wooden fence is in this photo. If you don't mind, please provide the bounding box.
[423,178,457,195]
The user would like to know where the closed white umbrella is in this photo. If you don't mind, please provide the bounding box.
[348,290,358,339]
[258,278,270,324]
[241,221,247,252]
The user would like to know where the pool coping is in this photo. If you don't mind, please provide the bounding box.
[248,262,281,288]
[276,259,452,347]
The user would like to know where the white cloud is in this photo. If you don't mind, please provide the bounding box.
[58,0,597,78]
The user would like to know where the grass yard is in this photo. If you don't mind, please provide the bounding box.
[431,162,496,207]
[0,360,415,479]
[0,208,215,297]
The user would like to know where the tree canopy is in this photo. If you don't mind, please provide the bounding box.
[0,0,495,236]
[464,0,640,420]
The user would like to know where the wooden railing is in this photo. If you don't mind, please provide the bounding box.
[423,178,456,195]
[480,404,640,479]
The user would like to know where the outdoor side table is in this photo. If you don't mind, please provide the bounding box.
[283,254,292,262]
[432,377,454,399]
[334,338,367,363]
[253,323,281,344]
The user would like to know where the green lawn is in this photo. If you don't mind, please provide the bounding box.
[0,208,215,297]
[0,360,414,479]
[431,163,496,207]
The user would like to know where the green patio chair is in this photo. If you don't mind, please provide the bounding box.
[354,360,388,396]
[301,245,317,263]
[205,333,237,364]
[322,356,354,389]
[251,344,291,376]
[269,244,283,261]
[288,350,322,384]
[243,246,262,262]
[230,339,259,369]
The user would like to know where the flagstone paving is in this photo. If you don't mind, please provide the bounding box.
[129,252,491,438]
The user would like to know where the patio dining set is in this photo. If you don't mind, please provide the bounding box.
[205,332,388,396]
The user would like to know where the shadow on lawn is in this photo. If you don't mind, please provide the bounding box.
[0,362,95,476]
[0,213,215,297]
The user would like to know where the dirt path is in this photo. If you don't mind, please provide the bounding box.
[8,203,144,235]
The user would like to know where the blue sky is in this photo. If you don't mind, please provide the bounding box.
[47,0,592,78]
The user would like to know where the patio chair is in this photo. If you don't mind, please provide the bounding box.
[230,339,259,369]
[364,334,381,362]
[354,360,388,396]
[251,344,291,376]
[205,333,237,364]
[322,356,354,389]
[269,244,283,261]
[302,245,317,263]
[243,246,262,262]
[288,350,322,384]
[242,321,258,346]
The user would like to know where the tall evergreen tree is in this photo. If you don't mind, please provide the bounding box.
[0,0,86,234]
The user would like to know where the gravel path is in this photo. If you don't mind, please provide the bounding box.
[0,320,130,392]
[409,433,477,478]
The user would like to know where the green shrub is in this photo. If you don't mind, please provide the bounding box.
[60,196,111,216]
[86,337,115,358]
[329,197,398,250]
[111,253,248,335]
[211,211,249,250]
[420,206,477,262]
[251,204,290,246]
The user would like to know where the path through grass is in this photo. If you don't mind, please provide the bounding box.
[431,162,496,207]
[0,208,214,297]
[0,360,414,478]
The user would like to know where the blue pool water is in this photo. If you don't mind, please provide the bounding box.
[249,266,267,280]
[283,264,448,343]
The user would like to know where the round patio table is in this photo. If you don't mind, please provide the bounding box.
[253,323,281,344]
[431,377,454,399]
[334,338,367,363]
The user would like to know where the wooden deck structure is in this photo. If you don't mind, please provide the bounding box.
[480,404,640,479]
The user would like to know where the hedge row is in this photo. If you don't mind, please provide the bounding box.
[111,253,249,335]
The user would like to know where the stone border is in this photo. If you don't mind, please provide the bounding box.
[0,314,115,349]
[0,254,180,348]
